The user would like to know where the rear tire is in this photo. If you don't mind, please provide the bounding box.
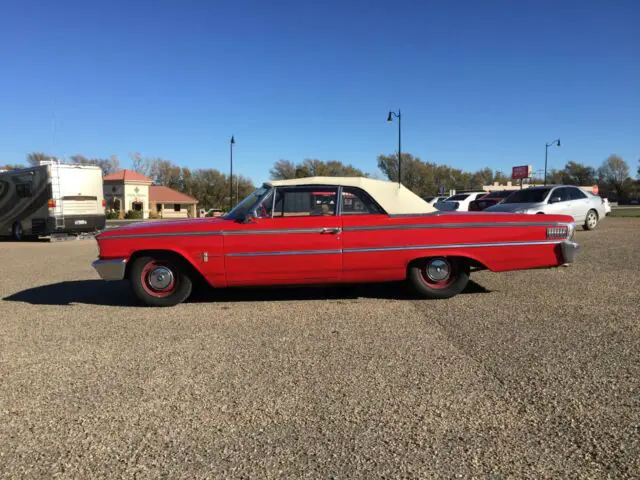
[130,254,193,307]
[584,209,598,231]
[12,222,24,241]
[408,257,470,299]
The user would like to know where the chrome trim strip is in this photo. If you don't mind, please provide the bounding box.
[100,231,222,240]
[342,240,562,254]
[92,258,127,280]
[224,240,562,257]
[99,222,572,239]
[226,248,340,257]
[224,228,326,236]
[343,221,567,232]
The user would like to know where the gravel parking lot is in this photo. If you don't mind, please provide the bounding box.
[1,218,639,479]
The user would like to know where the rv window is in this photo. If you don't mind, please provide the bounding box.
[16,182,33,198]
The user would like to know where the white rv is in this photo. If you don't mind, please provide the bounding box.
[0,161,106,240]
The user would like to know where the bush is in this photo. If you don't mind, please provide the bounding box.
[105,210,119,220]
[124,209,143,220]
[148,210,159,219]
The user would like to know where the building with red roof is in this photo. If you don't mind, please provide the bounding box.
[103,170,198,219]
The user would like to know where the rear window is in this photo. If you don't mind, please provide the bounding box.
[503,188,551,204]
[447,194,469,201]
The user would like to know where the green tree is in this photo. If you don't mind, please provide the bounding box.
[598,155,631,200]
[269,159,367,180]
[269,159,297,180]
[562,161,595,185]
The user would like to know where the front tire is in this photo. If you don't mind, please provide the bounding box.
[408,257,470,299]
[130,254,193,307]
[584,209,598,231]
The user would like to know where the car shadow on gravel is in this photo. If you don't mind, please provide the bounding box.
[3,279,490,307]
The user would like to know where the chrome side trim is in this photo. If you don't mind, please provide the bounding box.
[98,221,573,239]
[92,258,127,280]
[342,240,562,254]
[343,221,567,232]
[224,228,326,236]
[101,231,221,240]
[226,249,340,257]
[224,240,562,257]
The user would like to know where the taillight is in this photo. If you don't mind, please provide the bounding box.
[547,226,569,239]
[102,199,106,208]
[47,199,56,208]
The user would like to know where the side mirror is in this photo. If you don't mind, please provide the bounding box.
[549,196,562,204]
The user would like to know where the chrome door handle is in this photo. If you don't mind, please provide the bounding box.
[320,227,341,234]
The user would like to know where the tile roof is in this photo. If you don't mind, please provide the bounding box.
[103,170,152,182]
[149,185,198,204]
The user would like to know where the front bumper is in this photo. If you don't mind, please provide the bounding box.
[92,258,127,281]
[560,240,580,263]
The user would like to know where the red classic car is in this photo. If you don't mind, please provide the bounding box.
[92,177,580,307]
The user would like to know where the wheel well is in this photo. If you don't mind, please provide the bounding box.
[406,255,487,275]
[125,250,206,284]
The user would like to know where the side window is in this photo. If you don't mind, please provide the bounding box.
[567,188,587,200]
[341,187,384,215]
[550,187,567,202]
[16,182,33,198]
[272,187,338,217]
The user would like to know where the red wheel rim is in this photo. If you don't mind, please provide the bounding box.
[420,258,456,289]
[140,260,177,298]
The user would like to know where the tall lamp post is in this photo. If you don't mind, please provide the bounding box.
[544,138,560,186]
[387,110,402,186]
[229,135,235,211]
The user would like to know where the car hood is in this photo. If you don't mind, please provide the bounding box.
[485,202,541,212]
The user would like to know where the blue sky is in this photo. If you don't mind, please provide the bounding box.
[0,0,638,184]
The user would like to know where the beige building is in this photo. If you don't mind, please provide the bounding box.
[103,170,198,219]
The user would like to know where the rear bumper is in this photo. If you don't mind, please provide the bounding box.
[560,240,580,263]
[92,258,127,281]
[36,214,106,235]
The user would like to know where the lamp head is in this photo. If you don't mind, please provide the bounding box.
[387,112,393,123]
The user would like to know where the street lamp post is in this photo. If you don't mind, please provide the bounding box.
[229,135,235,211]
[387,110,402,186]
[544,138,560,186]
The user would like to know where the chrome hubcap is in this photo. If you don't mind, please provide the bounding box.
[148,266,174,290]
[426,258,451,282]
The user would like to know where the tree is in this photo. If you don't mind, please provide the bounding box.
[70,154,120,176]
[183,168,254,210]
[377,153,496,196]
[0,164,26,170]
[637,158,639,179]
[269,159,367,180]
[27,152,56,165]
[547,169,565,185]
[598,155,631,200]
[129,152,153,177]
[270,159,297,180]
[562,161,595,186]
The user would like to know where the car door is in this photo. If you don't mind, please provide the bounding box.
[544,187,573,217]
[224,186,343,286]
[339,186,393,282]
[565,187,590,223]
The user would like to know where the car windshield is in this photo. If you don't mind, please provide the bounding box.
[224,186,271,220]
[503,188,551,204]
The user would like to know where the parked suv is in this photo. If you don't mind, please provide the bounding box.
[485,185,606,230]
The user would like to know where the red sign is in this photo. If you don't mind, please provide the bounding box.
[511,165,530,179]
[592,184,599,195]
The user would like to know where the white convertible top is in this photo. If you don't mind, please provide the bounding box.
[266,176,436,215]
